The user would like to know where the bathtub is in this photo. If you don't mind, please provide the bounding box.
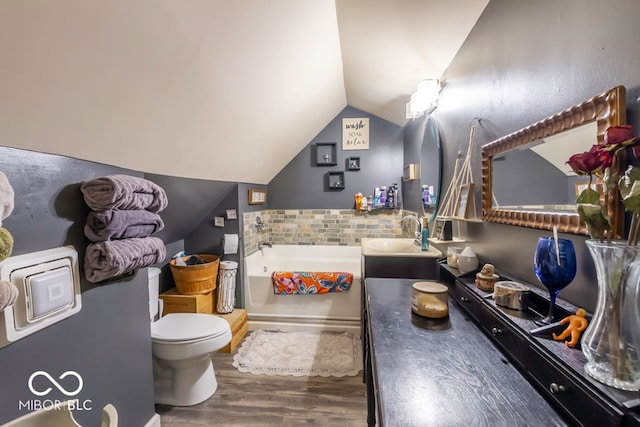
[244,245,362,334]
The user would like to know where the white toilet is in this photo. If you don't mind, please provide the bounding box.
[148,267,231,406]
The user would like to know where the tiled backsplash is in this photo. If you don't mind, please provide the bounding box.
[243,209,418,255]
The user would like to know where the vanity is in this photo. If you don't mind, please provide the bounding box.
[363,264,640,426]
[360,237,442,279]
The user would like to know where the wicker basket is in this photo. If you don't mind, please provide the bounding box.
[169,254,220,295]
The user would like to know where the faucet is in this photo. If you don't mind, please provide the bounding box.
[258,241,273,249]
[255,216,268,232]
[400,215,422,245]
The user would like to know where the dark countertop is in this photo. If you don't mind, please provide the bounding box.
[365,278,569,426]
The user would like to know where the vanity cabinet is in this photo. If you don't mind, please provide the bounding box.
[364,277,569,426]
[362,255,438,279]
[439,261,640,427]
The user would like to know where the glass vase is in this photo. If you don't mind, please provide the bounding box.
[582,240,640,391]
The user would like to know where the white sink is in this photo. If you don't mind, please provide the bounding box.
[361,238,442,258]
[365,238,417,252]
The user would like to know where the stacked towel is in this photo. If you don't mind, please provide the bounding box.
[81,174,168,283]
[84,237,167,283]
[84,209,164,242]
[0,171,14,228]
[80,174,168,213]
[272,271,353,295]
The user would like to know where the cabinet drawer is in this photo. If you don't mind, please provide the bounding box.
[452,281,481,322]
[527,344,623,426]
[478,304,527,368]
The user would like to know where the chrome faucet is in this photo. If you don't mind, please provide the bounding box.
[255,216,268,232]
[400,215,422,245]
[258,241,273,249]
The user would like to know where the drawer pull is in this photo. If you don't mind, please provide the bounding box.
[460,296,470,302]
[549,383,566,394]
[491,327,502,336]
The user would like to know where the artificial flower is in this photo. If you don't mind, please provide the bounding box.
[567,144,612,176]
[567,125,640,242]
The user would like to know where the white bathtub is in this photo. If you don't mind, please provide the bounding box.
[244,245,362,334]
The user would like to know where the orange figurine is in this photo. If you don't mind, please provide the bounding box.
[552,308,589,347]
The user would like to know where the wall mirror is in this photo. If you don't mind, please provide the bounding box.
[421,115,443,221]
[481,86,626,235]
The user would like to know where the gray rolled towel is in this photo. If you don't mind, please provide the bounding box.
[84,209,165,242]
[84,237,166,283]
[0,280,18,311]
[0,171,14,227]
[80,174,168,213]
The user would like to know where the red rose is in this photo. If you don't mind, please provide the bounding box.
[604,125,634,147]
[567,145,612,176]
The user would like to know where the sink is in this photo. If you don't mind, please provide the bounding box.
[365,238,417,252]
[361,238,442,258]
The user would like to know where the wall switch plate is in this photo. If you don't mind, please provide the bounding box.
[0,246,81,348]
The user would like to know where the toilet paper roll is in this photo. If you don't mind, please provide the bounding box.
[223,234,239,255]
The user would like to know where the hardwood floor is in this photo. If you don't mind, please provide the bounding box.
[156,349,368,426]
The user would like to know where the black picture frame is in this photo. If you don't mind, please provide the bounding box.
[346,156,361,171]
[327,172,345,190]
[314,142,337,166]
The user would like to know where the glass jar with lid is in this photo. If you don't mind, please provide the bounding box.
[411,281,448,318]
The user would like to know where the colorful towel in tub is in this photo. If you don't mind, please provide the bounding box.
[271,271,353,295]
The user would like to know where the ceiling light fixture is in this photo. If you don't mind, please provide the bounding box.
[405,79,441,120]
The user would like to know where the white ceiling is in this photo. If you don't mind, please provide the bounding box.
[0,1,488,184]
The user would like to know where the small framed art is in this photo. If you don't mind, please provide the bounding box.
[213,216,225,227]
[249,189,267,205]
[453,183,474,220]
[226,209,237,220]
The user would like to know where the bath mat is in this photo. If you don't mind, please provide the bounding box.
[232,329,362,377]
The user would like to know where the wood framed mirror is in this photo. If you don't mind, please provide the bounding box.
[481,86,626,236]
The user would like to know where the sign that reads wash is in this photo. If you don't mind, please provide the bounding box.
[342,118,369,150]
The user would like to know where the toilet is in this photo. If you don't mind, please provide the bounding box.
[148,267,231,406]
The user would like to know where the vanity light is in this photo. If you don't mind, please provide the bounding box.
[405,79,441,120]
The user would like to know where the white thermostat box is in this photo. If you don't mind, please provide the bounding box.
[0,246,82,348]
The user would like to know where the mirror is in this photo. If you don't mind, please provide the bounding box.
[482,86,626,235]
[421,115,442,221]
[491,121,596,211]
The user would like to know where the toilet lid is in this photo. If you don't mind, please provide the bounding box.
[151,313,229,342]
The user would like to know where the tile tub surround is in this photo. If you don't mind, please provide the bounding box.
[243,209,418,255]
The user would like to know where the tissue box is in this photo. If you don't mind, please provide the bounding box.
[215,309,248,353]
[160,287,214,315]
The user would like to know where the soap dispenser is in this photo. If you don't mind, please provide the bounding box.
[421,217,429,251]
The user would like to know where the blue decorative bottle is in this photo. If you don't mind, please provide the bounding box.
[421,218,429,251]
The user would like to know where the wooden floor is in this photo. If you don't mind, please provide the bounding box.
[156,348,368,427]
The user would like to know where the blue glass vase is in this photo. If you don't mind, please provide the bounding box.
[533,237,577,324]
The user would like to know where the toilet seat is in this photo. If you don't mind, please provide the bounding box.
[151,313,229,343]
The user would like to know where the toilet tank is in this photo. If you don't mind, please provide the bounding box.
[148,267,161,321]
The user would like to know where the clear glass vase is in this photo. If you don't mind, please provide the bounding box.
[582,240,640,391]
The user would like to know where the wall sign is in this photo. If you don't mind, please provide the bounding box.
[342,118,369,150]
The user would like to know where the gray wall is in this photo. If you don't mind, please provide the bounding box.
[268,106,404,209]
[0,147,155,426]
[426,0,640,312]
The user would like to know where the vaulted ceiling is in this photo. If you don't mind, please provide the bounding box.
[0,1,488,184]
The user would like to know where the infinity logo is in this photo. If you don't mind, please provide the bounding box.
[28,371,83,397]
